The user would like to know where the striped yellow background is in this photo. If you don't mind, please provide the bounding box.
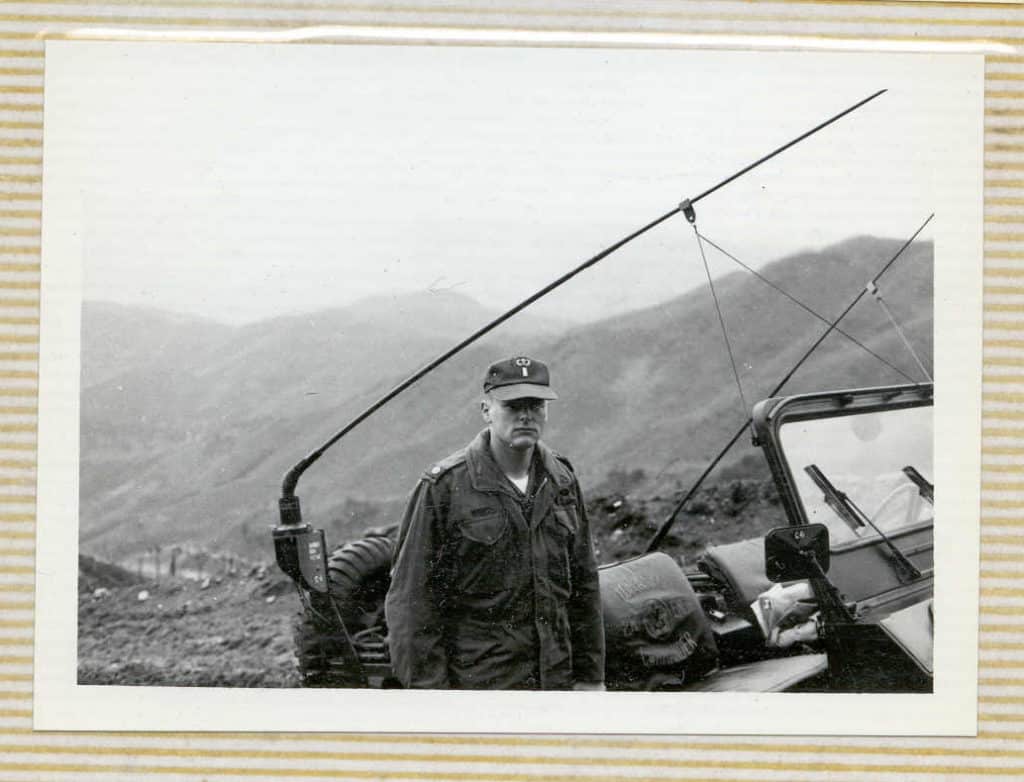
[0,0,1018,779]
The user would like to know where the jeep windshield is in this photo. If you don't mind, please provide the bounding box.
[778,404,933,545]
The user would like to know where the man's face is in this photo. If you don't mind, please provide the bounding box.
[482,396,548,451]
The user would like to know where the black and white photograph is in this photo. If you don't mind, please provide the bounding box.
[34,36,981,733]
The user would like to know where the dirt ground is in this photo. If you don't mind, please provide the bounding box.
[78,479,786,687]
[78,563,301,687]
[588,479,786,566]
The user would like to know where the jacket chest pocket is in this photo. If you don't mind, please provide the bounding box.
[546,505,578,595]
[553,505,578,538]
[459,508,507,544]
[454,507,517,594]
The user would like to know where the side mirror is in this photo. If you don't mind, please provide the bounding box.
[765,524,831,582]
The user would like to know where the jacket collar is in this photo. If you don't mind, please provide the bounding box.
[465,429,573,495]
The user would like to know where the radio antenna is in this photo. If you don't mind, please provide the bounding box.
[278,90,889,528]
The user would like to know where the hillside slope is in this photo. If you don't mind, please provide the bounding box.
[80,236,933,563]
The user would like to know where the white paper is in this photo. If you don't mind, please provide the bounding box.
[35,35,982,734]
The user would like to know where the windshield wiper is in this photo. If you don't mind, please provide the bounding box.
[804,464,922,583]
[902,465,934,505]
[803,464,865,535]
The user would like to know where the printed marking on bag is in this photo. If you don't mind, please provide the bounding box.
[640,632,700,667]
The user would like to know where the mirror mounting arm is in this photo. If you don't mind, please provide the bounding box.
[803,551,856,625]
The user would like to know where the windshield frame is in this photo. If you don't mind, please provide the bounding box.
[752,383,933,548]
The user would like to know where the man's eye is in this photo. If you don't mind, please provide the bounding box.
[503,400,544,413]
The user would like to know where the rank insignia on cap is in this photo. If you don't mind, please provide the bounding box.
[483,356,558,401]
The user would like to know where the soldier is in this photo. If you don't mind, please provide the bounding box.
[384,356,605,690]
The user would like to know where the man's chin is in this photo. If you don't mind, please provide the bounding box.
[509,434,539,449]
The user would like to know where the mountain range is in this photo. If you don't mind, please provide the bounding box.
[79,236,933,562]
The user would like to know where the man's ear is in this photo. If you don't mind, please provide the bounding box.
[480,398,491,423]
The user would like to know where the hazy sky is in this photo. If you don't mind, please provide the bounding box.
[44,41,977,324]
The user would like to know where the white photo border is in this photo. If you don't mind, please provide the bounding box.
[34,30,983,734]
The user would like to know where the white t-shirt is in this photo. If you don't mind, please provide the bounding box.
[510,474,529,494]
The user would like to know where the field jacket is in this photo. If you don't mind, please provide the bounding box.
[385,430,605,690]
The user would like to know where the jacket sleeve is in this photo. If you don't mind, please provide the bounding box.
[568,479,606,685]
[384,478,451,688]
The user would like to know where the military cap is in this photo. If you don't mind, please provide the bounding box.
[483,356,558,401]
